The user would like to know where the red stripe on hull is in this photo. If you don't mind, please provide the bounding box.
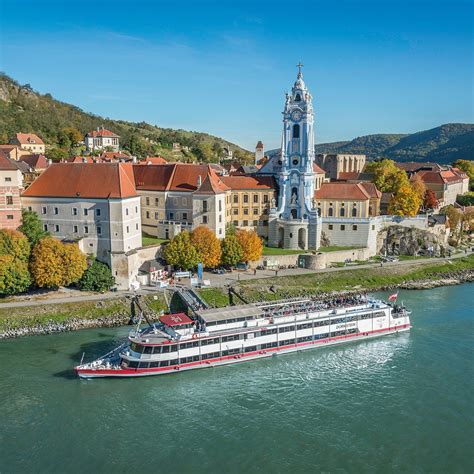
[76,324,411,378]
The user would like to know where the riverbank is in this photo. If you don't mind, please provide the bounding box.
[0,294,168,339]
[199,254,474,306]
[1,255,473,338]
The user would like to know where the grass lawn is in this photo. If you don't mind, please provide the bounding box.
[318,246,360,253]
[142,233,167,247]
[198,288,230,308]
[262,246,306,256]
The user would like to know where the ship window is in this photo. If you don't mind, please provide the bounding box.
[161,345,170,353]
[149,361,160,368]
[144,346,153,354]
[128,361,139,368]
[292,124,300,139]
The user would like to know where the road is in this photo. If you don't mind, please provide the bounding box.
[0,251,471,309]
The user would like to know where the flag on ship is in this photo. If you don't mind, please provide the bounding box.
[388,291,399,302]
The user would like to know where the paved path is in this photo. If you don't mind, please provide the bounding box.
[0,251,471,309]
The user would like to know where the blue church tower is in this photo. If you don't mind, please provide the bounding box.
[267,64,322,250]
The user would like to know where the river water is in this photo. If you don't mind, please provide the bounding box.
[0,284,473,474]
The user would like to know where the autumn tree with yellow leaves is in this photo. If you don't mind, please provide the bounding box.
[236,229,263,263]
[30,237,87,288]
[191,226,222,268]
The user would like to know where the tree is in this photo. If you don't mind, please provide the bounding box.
[453,159,474,187]
[79,259,115,292]
[46,147,69,162]
[30,237,86,288]
[63,127,83,148]
[192,143,215,163]
[19,208,49,246]
[367,159,409,193]
[163,232,200,270]
[456,192,474,207]
[0,230,31,295]
[62,243,87,286]
[221,234,243,267]
[0,229,30,263]
[423,189,438,210]
[410,174,426,201]
[0,256,31,296]
[191,226,221,268]
[388,183,422,217]
[236,229,263,263]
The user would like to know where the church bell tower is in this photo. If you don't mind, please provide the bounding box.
[268,64,321,250]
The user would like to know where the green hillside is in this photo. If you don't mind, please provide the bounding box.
[312,124,474,164]
[0,74,252,162]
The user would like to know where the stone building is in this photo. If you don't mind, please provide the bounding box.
[315,153,366,180]
[265,65,322,250]
[85,127,120,152]
[10,133,45,154]
[0,153,23,229]
[21,163,141,289]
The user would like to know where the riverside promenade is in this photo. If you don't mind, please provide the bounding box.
[0,250,472,309]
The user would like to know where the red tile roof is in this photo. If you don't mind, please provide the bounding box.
[314,182,376,200]
[19,154,49,169]
[0,153,19,171]
[99,151,129,161]
[22,163,137,199]
[140,156,167,165]
[195,166,230,194]
[15,133,44,145]
[221,175,276,190]
[416,170,466,185]
[67,156,94,163]
[256,141,264,149]
[313,163,326,174]
[337,171,360,181]
[86,128,120,138]
[359,182,382,199]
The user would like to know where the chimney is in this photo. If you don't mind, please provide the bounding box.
[48,159,52,166]
[132,156,137,163]
[82,157,87,163]
[197,175,202,188]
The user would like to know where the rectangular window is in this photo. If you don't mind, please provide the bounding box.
[146,211,150,219]
[341,225,345,231]
[328,224,333,230]
[28,206,32,211]
[55,225,60,232]
[253,208,258,215]
[84,209,88,216]
[219,200,222,212]
[73,225,78,233]
[126,226,130,233]
[136,223,139,230]
[155,212,159,220]
[155,198,159,206]
[146,197,150,206]
[182,212,188,220]
[41,206,46,214]
[5,177,11,182]
[253,220,258,226]
[263,195,269,203]
[233,195,238,203]
[135,206,138,213]
[6,215,13,220]
[243,220,248,226]
[183,197,187,206]
[233,220,238,226]
[243,195,249,203]
[43,224,48,231]
[84,226,89,234]
[96,208,101,217]
[203,201,208,212]
[54,207,59,215]
[6,195,13,205]
[126,208,129,216]
[169,212,174,220]
[203,215,208,224]
[72,208,78,216]
[353,225,358,231]
[97,226,102,235]
[243,209,249,215]
[219,215,222,223]
[253,194,258,203]
[233,209,238,215]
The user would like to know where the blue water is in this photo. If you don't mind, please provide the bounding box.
[0,284,473,474]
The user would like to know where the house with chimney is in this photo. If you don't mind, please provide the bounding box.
[85,127,120,152]
[10,133,45,154]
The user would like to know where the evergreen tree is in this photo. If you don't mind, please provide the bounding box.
[79,259,115,292]
[19,208,49,246]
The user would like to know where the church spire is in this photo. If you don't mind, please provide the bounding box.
[296,62,304,78]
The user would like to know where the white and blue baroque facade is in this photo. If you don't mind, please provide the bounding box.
[267,67,322,250]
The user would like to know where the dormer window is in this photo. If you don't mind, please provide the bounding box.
[295,93,301,102]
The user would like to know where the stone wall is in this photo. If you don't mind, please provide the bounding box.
[300,247,372,269]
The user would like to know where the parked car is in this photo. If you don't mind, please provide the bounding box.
[212,268,225,274]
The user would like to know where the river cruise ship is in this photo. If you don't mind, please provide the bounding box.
[75,294,411,378]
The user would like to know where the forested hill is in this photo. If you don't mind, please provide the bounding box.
[0,74,252,162]
[269,124,474,164]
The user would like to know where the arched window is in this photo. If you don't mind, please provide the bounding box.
[340,207,345,217]
[328,207,333,217]
[293,124,300,139]
[295,94,301,102]
[352,207,357,217]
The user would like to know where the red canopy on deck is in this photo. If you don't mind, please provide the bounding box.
[160,313,193,327]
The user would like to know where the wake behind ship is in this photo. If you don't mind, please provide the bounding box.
[75,293,411,378]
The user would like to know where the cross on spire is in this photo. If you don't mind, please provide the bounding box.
[296,62,304,76]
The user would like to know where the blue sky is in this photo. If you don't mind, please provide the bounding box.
[0,0,472,150]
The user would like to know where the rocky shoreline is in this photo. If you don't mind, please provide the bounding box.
[0,269,472,339]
